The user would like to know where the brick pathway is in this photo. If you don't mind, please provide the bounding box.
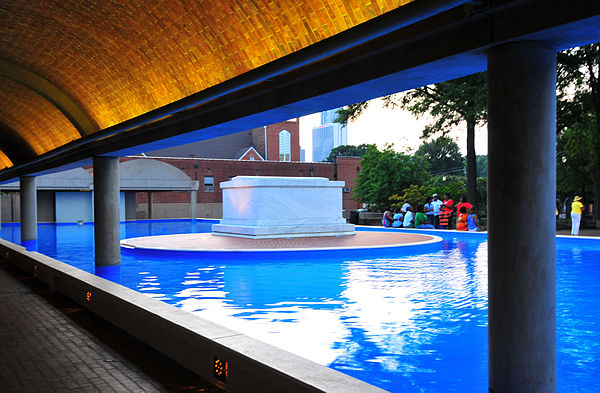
[121,231,437,251]
[0,260,223,393]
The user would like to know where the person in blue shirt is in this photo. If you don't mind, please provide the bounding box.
[468,206,481,231]
[424,196,435,226]
[392,209,404,228]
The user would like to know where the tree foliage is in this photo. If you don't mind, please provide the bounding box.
[334,103,370,126]
[354,145,430,209]
[476,155,487,177]
[557,124,595,201]
[389,185,432,209]
[397,73,487,207]
[557,43,600,224]
[334,73,487,207]
[428,175,467,202]
[395,73,487,136]
[415,136,464,175]
[325,144,370,162]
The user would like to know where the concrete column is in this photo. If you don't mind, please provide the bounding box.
[487,42,556,392]
[20,176,37,241]
[93,156,120,266]
[190,190,197,219]
[11,193,18,222]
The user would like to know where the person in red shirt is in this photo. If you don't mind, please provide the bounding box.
[455,197,472,218]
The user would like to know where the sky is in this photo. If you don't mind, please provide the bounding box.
[299,97,488,162]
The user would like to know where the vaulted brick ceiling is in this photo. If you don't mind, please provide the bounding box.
[0,0,413,170]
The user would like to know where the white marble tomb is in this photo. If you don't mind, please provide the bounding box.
[211,176,355,238]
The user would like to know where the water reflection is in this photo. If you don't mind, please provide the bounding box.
[1,222,598,393]
[20,239,38,251]
[38,224,57,256]
[95,265,122,283]
[129,239,490,390]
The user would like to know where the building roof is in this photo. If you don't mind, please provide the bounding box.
[0,160,198,191]
[144,131,256,160]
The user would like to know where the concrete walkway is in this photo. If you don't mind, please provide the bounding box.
[0,260,223,393]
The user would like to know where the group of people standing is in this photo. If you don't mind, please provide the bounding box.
[382,193,481,231]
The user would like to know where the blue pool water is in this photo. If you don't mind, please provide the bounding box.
[1,220,599,392]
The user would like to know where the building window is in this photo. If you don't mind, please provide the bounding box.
[249,156,255,160]
[204,176,214,192]
[279,130,291,161]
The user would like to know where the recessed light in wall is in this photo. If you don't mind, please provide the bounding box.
[213,356,228,383]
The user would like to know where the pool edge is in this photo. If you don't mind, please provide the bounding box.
[0,237,387,393]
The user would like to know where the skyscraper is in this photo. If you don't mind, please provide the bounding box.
[312,108,347,162]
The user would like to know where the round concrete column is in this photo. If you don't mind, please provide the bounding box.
[487,42,556,392]
[93,156,121,266]
[190,190,197,219]
[20,176,37,241]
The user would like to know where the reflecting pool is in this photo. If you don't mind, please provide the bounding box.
[1,220,598,392]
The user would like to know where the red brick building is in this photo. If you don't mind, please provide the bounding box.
[125,120,361,218]
[126,156,362,218]
[263,120,301,161]
[146,120,300,162]
[336,156,363,211]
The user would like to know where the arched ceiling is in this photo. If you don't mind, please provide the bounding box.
[0,77,81,156]
[0,0,414,171]
[0,150,11,169]
[1,0,599,179]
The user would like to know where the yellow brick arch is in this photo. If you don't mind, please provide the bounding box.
[0,0,413,163]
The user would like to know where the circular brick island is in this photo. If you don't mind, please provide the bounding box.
[121,230,441,252]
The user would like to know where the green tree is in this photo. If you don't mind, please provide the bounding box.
[476,155,487,177]
[336,73,487,207]
[354,145,430,209]
[429,175,467,203]
[557,43,600,226]
[396,73,486,208]
[415,136,464,175]
[556,124,594,202]
[325,144,370,162]
[334,103,370,125]
[395,184,433,208]
[476,177,488,213]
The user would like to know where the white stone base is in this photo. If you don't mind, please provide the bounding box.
[212,224,356,239]
[211,176,355,238]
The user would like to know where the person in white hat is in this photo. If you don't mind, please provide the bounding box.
[571,196,584,236]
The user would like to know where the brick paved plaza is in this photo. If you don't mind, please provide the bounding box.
[0,260,223,393]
